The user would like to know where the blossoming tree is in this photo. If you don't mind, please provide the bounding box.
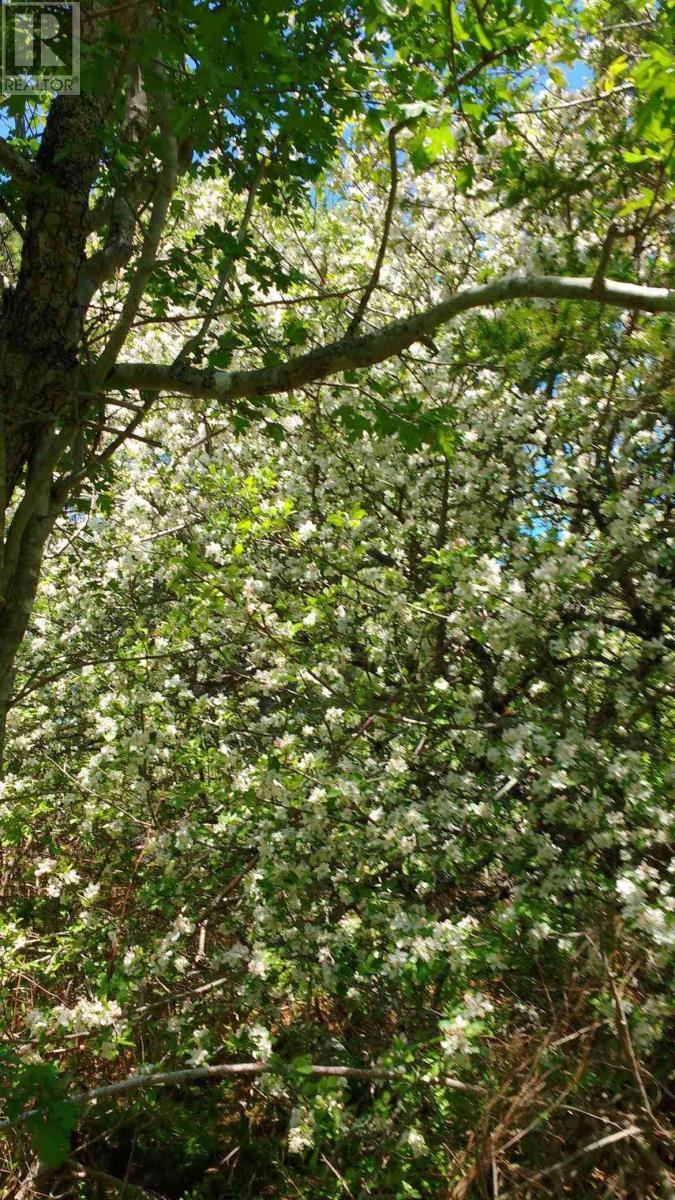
[0,0,673,1196]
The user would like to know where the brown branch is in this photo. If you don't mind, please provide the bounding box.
[347,120,405,335]
[600,949,663,1132]
[591,222,618,298]
[345,36,524,338]
[91,72,179,381]
[70,1163,157,1200]
[54,396,154,499]
[510,82,633,116]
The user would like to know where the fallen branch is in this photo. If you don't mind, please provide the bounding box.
[70,1163,159,1200]
[0,1061,485,1131]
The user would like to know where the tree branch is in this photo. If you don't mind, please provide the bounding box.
[501,1125,642,1196]
[600,948,663,1133]
[591,223,619,297]
[173,158,265,367]
[91,75,178,381]
[79,41,175,308]
[510,82,633,117]
[345,40,523,338]
[0,138,37,189]
[77,194,138,311]
[54,396,155,500]
[104,274,675,402]
[70,1164,157,1200]
[346,120,405,335]
[0,1061,485,1130]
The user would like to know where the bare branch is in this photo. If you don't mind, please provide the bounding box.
[70,1164,157,1200]
[85,131,193,237]
[501,1125,642,1196]
[78,189,138,309]
[591,222,619,298]
[54,396,154,499]
[510,82,633,117]
[344,38,523,339]
[600,948,662,1131]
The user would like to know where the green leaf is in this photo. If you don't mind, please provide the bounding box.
[438,427,458,459]
[426,126,456,157]
[27,1103,78,1168]
[4,1063,77,1168]
[456,163,474,192]
[618,188,655,215]
[448,3,468,41]
[622,150,653,163]
[547,67,566,89]
[289,1054,314,1076]
[472,20,493,51]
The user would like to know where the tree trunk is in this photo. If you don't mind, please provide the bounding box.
[0,84,120,768]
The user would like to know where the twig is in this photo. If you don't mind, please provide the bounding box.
[320,1152,355,1197]
[509,82,633,116]
[501,1125,642,1195]
[549,1022,601,1049]
[70,1162,159,1199]
[173,159,265,367]
[347,121,405,335]
[600,948,663,1132]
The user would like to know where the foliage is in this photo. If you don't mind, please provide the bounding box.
[0,0,673,1197]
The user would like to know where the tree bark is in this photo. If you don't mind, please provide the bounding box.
[0,77,123,766]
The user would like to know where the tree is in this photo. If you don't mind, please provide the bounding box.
[0,2,674,1195]
[0,0,673,760]
[1,163,673,1191]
